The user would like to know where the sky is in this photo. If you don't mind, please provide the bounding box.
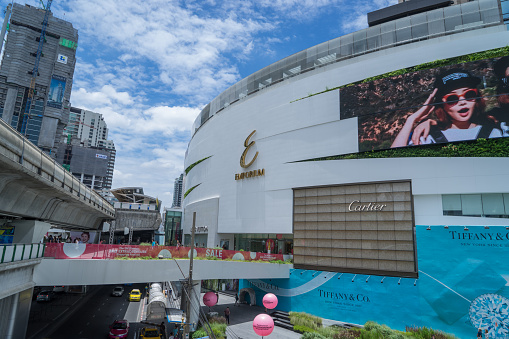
[0,0,397,208]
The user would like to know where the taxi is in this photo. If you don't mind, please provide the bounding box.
[139,327,162,338]
[128,289,141,302]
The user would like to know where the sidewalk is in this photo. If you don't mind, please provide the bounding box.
[200,292,301,339]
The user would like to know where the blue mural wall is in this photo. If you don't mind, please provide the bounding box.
[240,225,509,338]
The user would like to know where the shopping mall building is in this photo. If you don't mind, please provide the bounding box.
[183,0,509,337]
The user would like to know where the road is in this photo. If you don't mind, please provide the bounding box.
[42,284,148,339]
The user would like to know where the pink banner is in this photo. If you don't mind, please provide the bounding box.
[44,243,288,262]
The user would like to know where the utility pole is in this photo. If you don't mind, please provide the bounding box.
[184,212,196,338]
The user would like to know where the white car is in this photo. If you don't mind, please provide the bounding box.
[112,286,124,297]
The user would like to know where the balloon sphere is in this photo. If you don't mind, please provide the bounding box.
[262,293,278,309]
[203,291,217,307]
[253,313,274,336]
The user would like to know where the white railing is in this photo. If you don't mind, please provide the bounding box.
[0,243,45,264]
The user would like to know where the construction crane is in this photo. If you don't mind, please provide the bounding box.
[20,0,53,136]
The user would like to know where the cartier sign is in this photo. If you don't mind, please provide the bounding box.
[348,200,387,212]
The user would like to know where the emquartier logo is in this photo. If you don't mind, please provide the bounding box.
[235,130,265,181]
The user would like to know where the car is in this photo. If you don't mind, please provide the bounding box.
[129,289,141,301]
[53,286,66,293]
[36,290,56,302]
[111,286,124,297]
[108,319,129,338]
[139,327,162,339]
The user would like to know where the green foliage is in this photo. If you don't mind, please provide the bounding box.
[210,322,227,338]
[406,325,459,339]
[185,156,212,175]
[294,46,509,102]
[290,312,323,330]
[302,332,328,339]
[295,325,318,333]
[303,137,509,163]
[295,321,459,339]
[192,319,227,339]
[192,329,207,338]
[184,184,200,199]
[139,242,152,246]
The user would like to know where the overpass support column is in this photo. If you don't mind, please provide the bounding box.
[11,220,51,244]
[0,288,32,339]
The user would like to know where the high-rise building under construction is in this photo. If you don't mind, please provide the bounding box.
[0,3,78,154]
[59,106,116,191]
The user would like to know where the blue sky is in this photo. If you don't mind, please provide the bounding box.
[1,0,396,208]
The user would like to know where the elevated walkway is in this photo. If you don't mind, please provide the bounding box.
[33,258,291,285]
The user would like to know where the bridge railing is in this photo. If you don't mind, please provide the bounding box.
[43,243,293,263]
[0,118,114,217]
[0,243,45,264]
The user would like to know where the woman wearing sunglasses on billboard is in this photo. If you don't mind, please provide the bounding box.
[486,56,509,137]
[391,69,502,147]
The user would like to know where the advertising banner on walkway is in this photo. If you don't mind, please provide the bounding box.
[241,225,509,338]
[43,243,288,262]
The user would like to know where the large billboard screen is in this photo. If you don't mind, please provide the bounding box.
[47,75,67,109]
[340,56,509,152]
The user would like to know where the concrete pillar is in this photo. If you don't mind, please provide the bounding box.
[5,292,19,339]
[1,88,18,125]
[11,220,51,244]
[0,288,31,339]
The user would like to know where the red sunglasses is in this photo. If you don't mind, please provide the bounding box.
[442,89,479,106]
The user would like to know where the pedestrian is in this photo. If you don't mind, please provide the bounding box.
[235,292,239,306]
[485,328,489,339]
[216,291,219,302]
[160,321,166,338]
[224,307,230,324]
[478,328,483,338]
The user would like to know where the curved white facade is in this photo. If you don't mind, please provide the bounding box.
[184,25,509,246]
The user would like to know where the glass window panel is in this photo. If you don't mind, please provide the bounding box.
[316,41,329,57]
[504,194,509,215]
[412,23,429,39]
[461,1,480,14]
[503,1,509,15]
[395,17,411,29]
[353,38,366,54]
[366,26,380,38]
[412,12,427,25]
[479,0,499,10]
[367,35,381,51]
[329,37,341,55]
[445,15,463,31]
[396,27,412,43]
[427,8,444,21]
[444,5,462,17]
[340,43,353,58]
[381,31,396,46]
[381,21,395,33]
[428,19,446,35]
[482,194,505,216]
[462,12,482,26]
[461,194,483,216]
[481,8,502,24]
[443,195,462,211]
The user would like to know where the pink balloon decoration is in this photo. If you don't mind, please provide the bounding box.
[253,313,274,336]
[203,291,217,307]
[262,293,278,309]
